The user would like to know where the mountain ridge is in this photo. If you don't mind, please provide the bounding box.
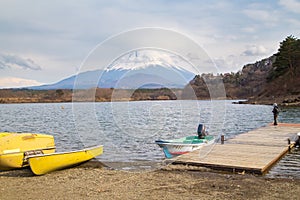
[28,50,196,90]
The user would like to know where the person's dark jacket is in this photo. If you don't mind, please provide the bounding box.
[272,106,279,115]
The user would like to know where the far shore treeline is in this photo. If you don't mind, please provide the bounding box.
[1,36,300,106]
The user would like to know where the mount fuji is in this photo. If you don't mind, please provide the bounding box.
[29,50,197,90]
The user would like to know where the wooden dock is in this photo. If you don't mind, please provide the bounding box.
[172,123,300,174]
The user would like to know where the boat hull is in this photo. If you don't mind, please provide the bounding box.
[0,132,11,138]
[155,136,215,158]
[0,133,55,170]
[28,145,103,175]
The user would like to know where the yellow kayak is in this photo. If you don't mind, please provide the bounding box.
[0,132,11,138]
[28,145,103,175]
[0,133,55,170]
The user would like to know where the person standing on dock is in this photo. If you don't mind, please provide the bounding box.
[295,133,300,148]
[272,103,279,125]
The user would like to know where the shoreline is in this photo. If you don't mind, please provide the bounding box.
[0,163,299,199]
[1,97,300,107]
[239,94,300,107]
[1,99,300,108]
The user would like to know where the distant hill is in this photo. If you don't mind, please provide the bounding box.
[185,35,300,106]
[0,88,182,103]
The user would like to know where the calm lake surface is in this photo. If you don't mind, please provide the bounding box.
[1,100,299,178]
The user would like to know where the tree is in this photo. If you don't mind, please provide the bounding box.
[55,89,64,97]
[268,35,300,81]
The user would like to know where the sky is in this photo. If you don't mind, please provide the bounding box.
[0,0,300,88]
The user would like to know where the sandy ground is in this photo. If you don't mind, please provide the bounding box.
[0,163,299,200]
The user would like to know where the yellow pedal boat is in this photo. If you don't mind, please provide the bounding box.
[28,145,103,175]
[0,132,55,170]
[0,132,12,138]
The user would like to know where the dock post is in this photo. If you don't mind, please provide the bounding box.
[221,135,225,144]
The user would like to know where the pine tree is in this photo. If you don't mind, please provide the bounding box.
[268,35,300,81]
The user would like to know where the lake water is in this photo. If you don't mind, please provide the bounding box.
[0,100,299,178]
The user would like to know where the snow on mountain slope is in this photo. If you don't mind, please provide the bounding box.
[107,50,196,72]
[99,50,196,88]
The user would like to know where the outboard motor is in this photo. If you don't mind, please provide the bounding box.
[197,124,206,139]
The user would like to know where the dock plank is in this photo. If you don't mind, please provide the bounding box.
[172,123,300,174]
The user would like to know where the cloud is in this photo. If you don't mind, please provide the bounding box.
[243,9,278,25]
[0,77,43,88]
[279,0,300,14]
[242,45,269,56]
[0,53,42,70]
[241,26,256,33]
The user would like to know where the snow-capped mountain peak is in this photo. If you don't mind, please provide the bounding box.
[28,50,197,90]
[106,49,196,73]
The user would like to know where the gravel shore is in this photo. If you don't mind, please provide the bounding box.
[0,163,299,200]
